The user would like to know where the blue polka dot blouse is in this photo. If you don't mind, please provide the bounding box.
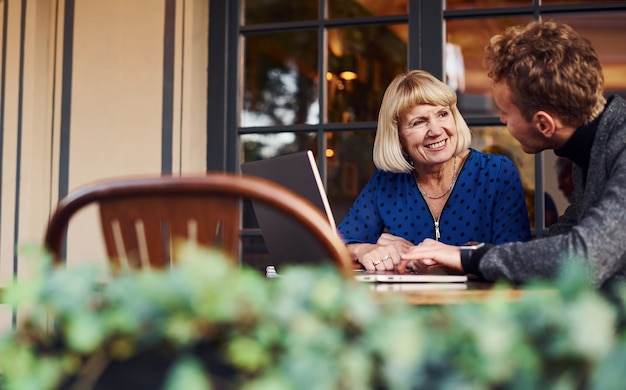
[337,149,531,245]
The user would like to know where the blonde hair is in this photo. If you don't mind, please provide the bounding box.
[373,70,472,173]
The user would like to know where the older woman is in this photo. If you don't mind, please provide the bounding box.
[338,70,531,272]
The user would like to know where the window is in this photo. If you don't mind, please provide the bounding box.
[444,2,626,233]
[208,1,626,267]
[236,0,418,269]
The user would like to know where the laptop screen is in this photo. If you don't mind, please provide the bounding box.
[241,151,338,272]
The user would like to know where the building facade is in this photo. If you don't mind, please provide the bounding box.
[1,0,625,328]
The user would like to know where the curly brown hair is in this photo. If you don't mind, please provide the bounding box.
[483,20,606,127]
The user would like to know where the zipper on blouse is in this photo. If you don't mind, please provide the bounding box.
[415,151,469,242]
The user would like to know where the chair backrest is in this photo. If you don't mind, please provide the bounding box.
[44,173,353,273]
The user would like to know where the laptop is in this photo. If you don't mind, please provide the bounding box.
[241,151,337,272]
[241,150,467,284]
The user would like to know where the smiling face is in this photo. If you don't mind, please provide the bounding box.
[492,81,547,154]
[398,104,456,170]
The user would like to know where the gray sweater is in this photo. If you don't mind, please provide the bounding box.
[480,95,626,287]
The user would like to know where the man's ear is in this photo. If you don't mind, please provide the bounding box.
[534,111,557,138]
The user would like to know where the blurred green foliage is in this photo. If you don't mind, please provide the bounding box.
[1,244,626,389]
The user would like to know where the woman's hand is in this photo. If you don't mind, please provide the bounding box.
[376,233,413,251]
[398,238,463,273]
[347,233,413,272]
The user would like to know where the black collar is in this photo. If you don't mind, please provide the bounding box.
[554,100,607,173]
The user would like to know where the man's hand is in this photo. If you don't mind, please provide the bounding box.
[398,238,463,274]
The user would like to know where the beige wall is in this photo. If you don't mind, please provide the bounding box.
[0,0,208,330]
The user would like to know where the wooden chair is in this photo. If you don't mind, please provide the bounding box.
[44,173,353,273]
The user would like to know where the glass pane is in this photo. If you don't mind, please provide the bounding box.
[328,0,408,18]
[327,25,407,123]
[242,30,319,127]
[326,130,377,225]
[545,153,573,217]
[241,132,319,163]
[470,126,546,228]
[446,16,534,117]
[471,126,563,229]
[471,126,534,190]
[243,0,318,25]
[445,0,531,10]
[545,13,626,98]
[240,130,377,231]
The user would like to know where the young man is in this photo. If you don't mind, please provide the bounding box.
[399,20,626,288]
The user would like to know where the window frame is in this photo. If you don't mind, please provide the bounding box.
[208,0,626,239]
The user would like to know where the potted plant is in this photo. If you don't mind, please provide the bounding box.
[1,244,626,389]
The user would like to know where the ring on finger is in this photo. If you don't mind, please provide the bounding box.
[382,254,391,261]
[372,259,382,266]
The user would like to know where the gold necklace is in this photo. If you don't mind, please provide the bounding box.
[416,157,458,199]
